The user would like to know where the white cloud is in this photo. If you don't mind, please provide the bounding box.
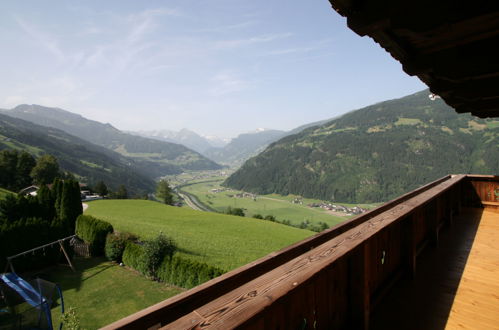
[14,16,65,61]
[196,20,257,33]
[209,72,252,96]
[265,46,316,55]
[215,33,293,49]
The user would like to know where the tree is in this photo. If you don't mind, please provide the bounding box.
[94,181,108,197]
[143,233,177,277]
[225,206,245,217]
[0,150,35,191]
[30,155,60,185]
[114,185,128,199]
[37,184,55,223]
[16,151,36,189]
[156,180,174,205]
[0,149,19,190]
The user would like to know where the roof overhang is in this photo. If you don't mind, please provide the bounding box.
[328,0,499,118]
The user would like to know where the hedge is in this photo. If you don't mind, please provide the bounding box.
[157,255,225,289]
[75,215,113,256]
[0,218,70,272]
[122,241,147,274]
[121,242,224,288]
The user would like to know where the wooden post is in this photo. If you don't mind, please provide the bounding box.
[348,242,370,330]
[59,241,75,272]
[403,214,416,279]
[427,202,439,247]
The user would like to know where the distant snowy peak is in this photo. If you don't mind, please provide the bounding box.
[203,135,230,148]
[247,127,271,134]
[135,128,225,153]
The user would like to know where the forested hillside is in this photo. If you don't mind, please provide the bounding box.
[224,90,499,203]
[0,113,154,194]
[2,105,222,176]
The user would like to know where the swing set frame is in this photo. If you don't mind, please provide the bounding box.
[4,235,77,274]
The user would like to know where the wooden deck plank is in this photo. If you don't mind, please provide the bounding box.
[444,209,499,330]
[371,208,499,330]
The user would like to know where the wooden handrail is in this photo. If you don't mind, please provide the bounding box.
[103,174,499,329]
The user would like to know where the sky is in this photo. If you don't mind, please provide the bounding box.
[0,0,426,138]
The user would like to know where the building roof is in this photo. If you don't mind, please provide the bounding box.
[328,0,499,118]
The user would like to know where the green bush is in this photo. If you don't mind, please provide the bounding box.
[143,233,177,277]
[156,255,224,289]
[123,241,223,288]
[224,206,245,217]
[122,241,147,274]
[75,215,113,256]
[105,232,137,262]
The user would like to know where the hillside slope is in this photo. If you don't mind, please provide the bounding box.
[205,129,286,165]
[85,199,313,270]
[224,90,499,203]
[2,105,222,177]
[132,128,216,154]
[0,113,155,194]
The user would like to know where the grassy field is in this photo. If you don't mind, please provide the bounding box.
[0,187,14,198]
[180,179,379,227]
[85,200,313,271]
[40,257,184,329]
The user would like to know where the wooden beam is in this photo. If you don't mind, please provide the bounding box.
[348,243,370,330]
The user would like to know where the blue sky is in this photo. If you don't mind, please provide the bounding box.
[0,0,426,138]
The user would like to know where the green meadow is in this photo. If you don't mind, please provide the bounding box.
[180,179,376,227]
[85,199,313,271]
[46,257,183,329]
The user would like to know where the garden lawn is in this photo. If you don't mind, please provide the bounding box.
[85,200,314,271]
[44,257,183,329]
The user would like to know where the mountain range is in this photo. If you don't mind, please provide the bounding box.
[224,90,499,203]
[135,125,336,166]
[203,129,287,166]
[131,128,228,154]
[1,105,222,178]
[0,113,155,195]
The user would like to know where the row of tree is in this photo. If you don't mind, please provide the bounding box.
[0,150,62,191]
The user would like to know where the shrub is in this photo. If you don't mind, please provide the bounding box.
[122,240,223,288]
[264,215,276,222]
[122,241,147,274]
[156,255,224,289]
[105,232,137,262]
[75,215,113,256]
[225,206,245,217]
[143,233,177,277]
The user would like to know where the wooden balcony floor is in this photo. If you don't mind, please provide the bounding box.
[371,208,499,330]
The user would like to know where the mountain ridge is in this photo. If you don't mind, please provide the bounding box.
[224,90,499,203]
[2,104,222,177]
[0,113,155,194]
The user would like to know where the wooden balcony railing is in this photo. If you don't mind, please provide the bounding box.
[103,174,499,330]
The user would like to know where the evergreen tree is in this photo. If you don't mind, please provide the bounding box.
[37,184,55,223]
[16,151,36,189]
[94,181,108,197]
[59,180,83,234]
[0,150,19,190]
[156,180,174,205]
[115,185,128,199]
[53,178,64,221]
